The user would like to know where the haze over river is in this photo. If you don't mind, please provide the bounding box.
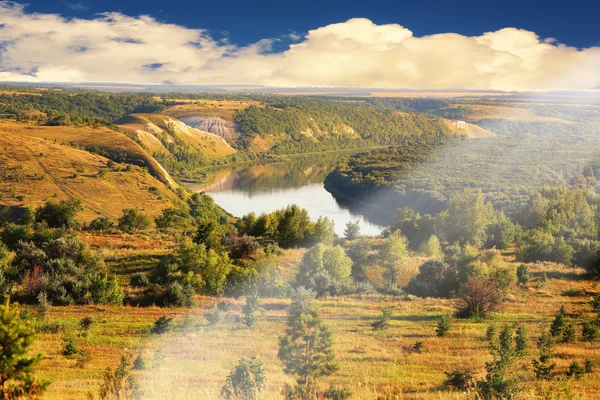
[186,153,385,236]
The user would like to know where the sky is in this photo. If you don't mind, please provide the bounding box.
[0,0,599,90]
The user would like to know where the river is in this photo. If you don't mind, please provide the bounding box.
[186,154,386,236]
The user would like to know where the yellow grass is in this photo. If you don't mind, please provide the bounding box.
[163,100,261,119]
[25,252,600,399]
[0,123,184,222]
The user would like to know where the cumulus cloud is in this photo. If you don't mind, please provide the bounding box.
[1,1,599,90]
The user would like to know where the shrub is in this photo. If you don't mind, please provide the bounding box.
[35,197,83,228]
[220,357,265,400]
[550,306,566,338]
[75,349,93,369]
[88,216,114,231]
[436,315,451,337]
[154,208,193,230]
[151,316,173,335]
[516,264,530,285]
[532,330,556,380]
[90,276,124,305]
[98,355,143,400]
[459,276,503,318]
[566,361,585,380]
[582,321,598,342]
[152,348,165,369]
[343,221,360,241]
[204,304,223,326]
[486,325,497,341]
[133,355,146,371]
[129,272,149,288]
[515,325,529,357]
[62,336,79,357]
[562,322,576,343]
[227,233,261,259]
[162,282,196,308]
[419,235,442,258]
[118,208,151,233]
[323,385,352,400]
[406,260,457,298]
[242,292,263,328]
[371,307,392,331]
[443,369,474,391]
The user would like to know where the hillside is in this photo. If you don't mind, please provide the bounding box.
[0,121,184,222]
[117,114,237,159]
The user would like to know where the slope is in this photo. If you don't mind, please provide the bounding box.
[0,121,184,223]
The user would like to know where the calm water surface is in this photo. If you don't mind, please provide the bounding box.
[187,154,385,236]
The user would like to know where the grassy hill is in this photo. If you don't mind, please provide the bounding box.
[0,121,184,222]
[117,114,237,159]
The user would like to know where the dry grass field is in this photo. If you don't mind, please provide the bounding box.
[164,100,261,119]
[0,122,184,222]
[23,245,600,400]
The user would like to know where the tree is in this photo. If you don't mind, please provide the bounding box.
[379,231,408,286]
[0,299,48,399]
[371,307,392,331]
[459,276,503,318]
[278,288,337,395]
[532,330,556,380]
[343,221,360,241]
[242,291,263,328]
[35,197,83,228]
[97,355,142,400]
[550,306,566,338]
[220,357,265,400]
[436,315,451,337]
[514,325,529,357]
[295,244,352,291]
[117,208,150,233]
[419,235,442,258]
[476,326,522,399]
[582,321,599,342]
[441,189,495,248]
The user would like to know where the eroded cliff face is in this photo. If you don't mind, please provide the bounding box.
[178,115,240,140]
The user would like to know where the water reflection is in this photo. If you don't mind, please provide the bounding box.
[186,154,385,236]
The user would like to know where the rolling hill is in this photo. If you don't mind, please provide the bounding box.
[0,121,185,223]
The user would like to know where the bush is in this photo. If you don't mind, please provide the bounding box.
[566,361,585,379]
[582,322,598,342]
[88,216,115,231]
[118,208,151,233]
[443,369,474,391]
[90,276,124,305]
[36,197,83,228]
[129,272,149,288]
[406,260,457,298]
[62,336,79,357]
[371,307,392,331]
[151,316,173,335]
[204,304,223,326]
[220,357,265,400]
[133,355,146,371]
[516,264,530,285]
[436,315,451,337]
[459,276,503,318]
[162,282,196,308]
[227,233,261,259]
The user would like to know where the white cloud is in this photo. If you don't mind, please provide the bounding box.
[1,2,599,90]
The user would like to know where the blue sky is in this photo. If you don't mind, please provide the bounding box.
[22,0,600,49]
[1,0,599,89]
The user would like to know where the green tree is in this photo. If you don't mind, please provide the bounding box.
[441,189,495,248]
[550,306,566,338]
[97,355,142,400]
[514,325,529,357]
[117,208,150,233]
[220,357,265,400]
[35,197,83,228]
[532,330,556,380]
[343,221,361,241]
[436,315,451,337]
[582,321,598,342]
[418,235,442,258]
[0,300,48,399]
[295,244,352,289]
[476,325,522,399]
[278,288,337,395]
[371,307,392,331]
[379,231,408,286]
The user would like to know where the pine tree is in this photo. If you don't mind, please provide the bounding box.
[0,299,48,399]
[582,321,599,342]
[549,306,566,338]
[476,325,522,399]
[278,288,338,395]
[532,330,556,380]
[515,325,529,357]
[242,291,263,328]
[436,315,451,337]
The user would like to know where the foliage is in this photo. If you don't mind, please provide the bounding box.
[242,292,263,328]
[295,244,352,296]
[459,276,503,318]
[566,361,585,380]
[379,231,409,286]
[436,315,451,337]
[371,307,392,331]
[581,322,598,342]
[342,221,360,241]
[278,288,338,392]
[220,357,265,400]
[476,326,523,399]
[532,330,556,380]
[0,299,48,399]
[151,316,173,335]
[443,369,474,391]
[97,355,142,400]
[87,217,115,232]
[35,198,83,228]
[117,208,151,233]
